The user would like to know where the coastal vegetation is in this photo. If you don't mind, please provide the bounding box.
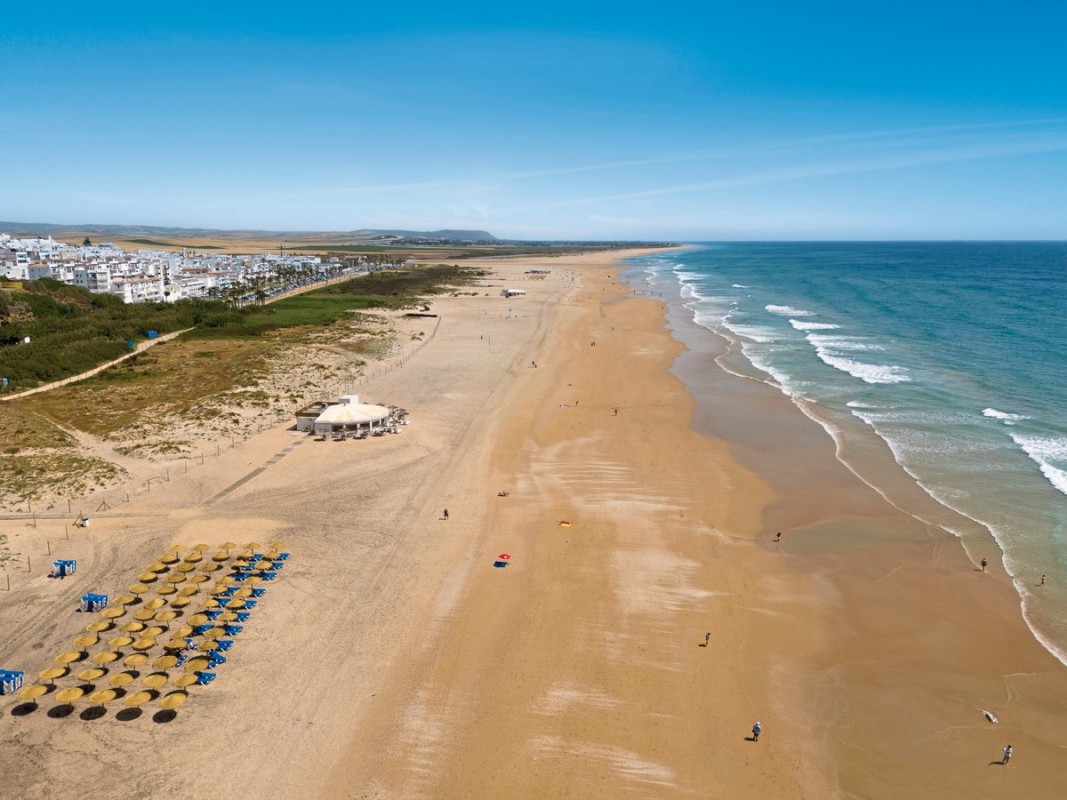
[1,263,487,500]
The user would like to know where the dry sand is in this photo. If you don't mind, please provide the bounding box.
[1,248,1066,799]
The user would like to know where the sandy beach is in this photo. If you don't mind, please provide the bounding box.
[2,248,1067,799]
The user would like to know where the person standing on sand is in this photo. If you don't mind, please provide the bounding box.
[443,509,449,520]
[1040,574,1046,586]
[752,721,762,741]
[1002,744,1013,764]
[774,532,782,542]
[705,632,711,646]
[981,558,988,571]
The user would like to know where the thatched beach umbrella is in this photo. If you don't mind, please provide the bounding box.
[153,655,179,670]
[90,651,119,667]
[123,653,148,668]
[172,673,198,688]
[54,651,81,665]
[39,667,67,684]
[141,626,165,639]
[184,658,209,673]
[121,622,145,636]
[73,634,99,650]
[137,572,157,583]
[108,635,134,649]
[89,688,117,708]
[176,562,197,573]
[133,609,156,622]
[170,596,193,609]
[143,598,166,611]
[55,687,84,704]
[76,667,105,683]
[142,673,168,690]
[199,562,220,573]
[84,621,110,634]
[100,607,126,620]
[131,638,157,652]
[220,541,238,551]
[155,585,177,597]
[19,684,48,707]
[129,583,150,595]
[154,610,177,626]
[193,543,210,552]
[160,691,188,710]
[124,690,151,708]
[166,573,186,584]
[148,562,168,573]
[108,672,134,689]
[158,554,179,565]
[114,594,137,606]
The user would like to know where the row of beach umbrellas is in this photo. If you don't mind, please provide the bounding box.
[18,541,286,715]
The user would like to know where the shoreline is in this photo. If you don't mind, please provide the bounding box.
[631,249,1067,797]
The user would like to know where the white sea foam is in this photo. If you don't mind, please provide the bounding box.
[722,321,780,344]
[815,351,911,384]
[789,320,840,331]
[807,334,885,352]
[1011,434,1067,497]
[766,304,812,316]
[983,408,1030,425]
[731,283,749,289]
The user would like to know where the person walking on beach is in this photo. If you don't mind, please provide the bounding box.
[1040,574,1046,586]
[1002,744,1013,765]
[705,631,711,646]
[981,558,988,571]
[443,509,449,520]
[774,532,782,542]
[752,721,762,741]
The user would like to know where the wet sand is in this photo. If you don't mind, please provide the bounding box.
[1,249,1066,798]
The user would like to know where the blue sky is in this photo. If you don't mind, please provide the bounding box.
[2,2,1066,240]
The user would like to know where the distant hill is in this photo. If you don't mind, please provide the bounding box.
[0,222,499,243]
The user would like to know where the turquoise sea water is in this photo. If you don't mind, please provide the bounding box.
[626,242,1067,666]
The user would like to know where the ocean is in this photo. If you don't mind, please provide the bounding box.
[625,242,1067,666]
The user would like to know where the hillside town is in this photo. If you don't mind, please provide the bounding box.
[0,232,403,304]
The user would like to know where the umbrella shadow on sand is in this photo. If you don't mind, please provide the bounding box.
[11,702,41,717]
[116,708,142,722]
[153,709,179,724]
[47,704,77,719]
[80,706,107,721]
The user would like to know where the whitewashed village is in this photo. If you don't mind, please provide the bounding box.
[0,232,405,304]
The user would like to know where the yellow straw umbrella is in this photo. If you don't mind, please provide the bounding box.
[142,626,165,638]
[133,609,156,622]
[211,551,231,563]
[153,655,179,670]
[217,611,238,622]
[54,651,81,665]
[173,625,193,638]
[155,585,177,596]
[143,598,166,611]
[77,667,105,683]
[168,544,186,553]
[90,651,120,667]
[148,562,168,573]
[39,667,67,684]
[89,688,117,707]
[158,553,179,564]
[170,596,192,609]
[114,593,137,606]
[108,635,134,649]
[184,552,204,563]
[100,607,125,620]
[194,543,210,552]
[129,583,150,595]
[220,541,238,550]
[184,658,209,673]
[121,622,145,636]
[269,541,285,550]
[201,627,225,639]
[188,613,209,626]
[234,588,253,599]
[224,599,246,610]
[131,638,157,651]
[109,672,135,689]
[73,634,99,649]
[162,639,186,652]
[198,598,220,609]
[160,691,188,710]
[176,562,197,573]
[124,690,151,708]
[142,673,168,689]
[172,673,198,688]
[177,586,199,597]
[84,621,110,633]
[123,653,148,668]
[154,610,177,625]
[199,562,220,573]
[55,687,84,704]
[137,572,157,583]
[165,573,186,584]
[19,684,48,706]
[196,640,219,652]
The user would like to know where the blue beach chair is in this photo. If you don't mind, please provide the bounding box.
[196,672,216,686]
